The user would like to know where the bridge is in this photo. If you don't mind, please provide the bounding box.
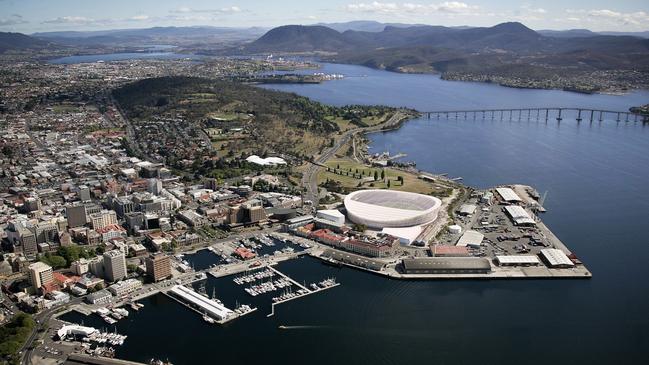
[422,108,648,123]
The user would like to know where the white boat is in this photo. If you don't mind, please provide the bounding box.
[202,314,215,324]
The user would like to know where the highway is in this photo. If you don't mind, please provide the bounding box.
[301,110,410,206]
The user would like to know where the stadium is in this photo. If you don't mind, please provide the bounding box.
[344,189,442,229]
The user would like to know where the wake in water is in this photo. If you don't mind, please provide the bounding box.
[278,325,331,330]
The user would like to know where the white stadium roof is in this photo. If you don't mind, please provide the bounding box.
[496,187,522,202]
[344,189,441,228]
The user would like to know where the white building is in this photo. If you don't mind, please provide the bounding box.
[28,262,53,290]
[70,259,89,276]
[89,210,118,230]
[108,278,142,297]
[316,210,345,225]
[103,250,127,282]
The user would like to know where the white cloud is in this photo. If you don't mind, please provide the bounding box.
[169,6,242,15]
[567,9,649,26]
[42,16,101,25]
[0,14,28,27]
[344,1,480,15]
[128,15,150,21]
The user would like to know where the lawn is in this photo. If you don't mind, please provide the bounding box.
[318,158,441,195]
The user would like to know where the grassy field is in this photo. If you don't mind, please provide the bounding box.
[318,158,443,195]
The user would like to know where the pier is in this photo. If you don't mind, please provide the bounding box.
[423,107,647,123]
[266,281,340,318]
[163,284,256,324]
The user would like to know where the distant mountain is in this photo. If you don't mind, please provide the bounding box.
[598,31,649,39]
[0,32,48,53]
[315,20,423,33]
[246,22,649,55]
[246,22,547,53]
[537,29,598,38]
[244,25,352,52]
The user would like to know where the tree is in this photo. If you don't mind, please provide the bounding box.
[353,223,367,232]
[381,170,385,180]
[127,264,138,273]
[387,180,391,188]
[47,255,67,269]
[374,171,379,181]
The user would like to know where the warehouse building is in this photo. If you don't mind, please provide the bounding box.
[495,255,541,266]
[401,257,491,274]
[496,187,522,203]
[504,205,536,226]
[540,249,575,268]
[456,230,484,248]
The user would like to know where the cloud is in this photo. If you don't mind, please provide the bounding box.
[128,15,151,22]
[344,1,480,15]
[567,9,649,26]
[0,14,28,27]
[42,16,102,25]
[169,6,242,15]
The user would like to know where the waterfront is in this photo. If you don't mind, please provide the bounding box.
[62,63,649,364]
[48,52,203,64]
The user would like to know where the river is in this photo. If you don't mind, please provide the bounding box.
[63,63,649,364]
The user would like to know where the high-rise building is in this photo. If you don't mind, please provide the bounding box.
[78,185,91,202]
[90,210,118,230]
[66,204,87,228]
[145,253,171,282]
[29,262,53,290]
[102,250,127,282]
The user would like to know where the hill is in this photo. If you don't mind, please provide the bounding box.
[112,76,397,170]
[243,25,352,53]
[0,32,48,53]
[244,22,649,92]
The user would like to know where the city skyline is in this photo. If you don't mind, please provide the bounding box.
[0,0,648,33]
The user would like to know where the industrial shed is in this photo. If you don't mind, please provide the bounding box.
[456,230,484,247]
[495,255,541,266]
[504,205,536,226]
[540,249,575,268]
[496,187,522,202]
[402,257,491,274]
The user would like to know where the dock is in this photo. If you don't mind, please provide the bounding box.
[267,265,309,291]
[266,282,340,317]
[162,285,256,325]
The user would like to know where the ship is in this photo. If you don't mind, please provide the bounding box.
[321,258,342,268]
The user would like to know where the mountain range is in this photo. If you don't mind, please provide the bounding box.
[244,22,649,55]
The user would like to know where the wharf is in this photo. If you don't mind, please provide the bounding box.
[266,283,340,317]
[65,354,147,365]
[267,265,309,291]
[161,288,256,325]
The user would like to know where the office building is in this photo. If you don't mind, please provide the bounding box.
[29,262,53,290]
[145,253,171,282]
[89,210,118,230]
[66,204,87,228]
[102,250,127,282]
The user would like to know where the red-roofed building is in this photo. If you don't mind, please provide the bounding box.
[308,229,347,246]
[430,245,471,257]
[40,281,60,295]
[233,247,256,260]
[96,224,127,242]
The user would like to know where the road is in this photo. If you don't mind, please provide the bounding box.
[301,111,410,206]
[21,297,85,365]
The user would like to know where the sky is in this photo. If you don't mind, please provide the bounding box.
[1,0,648,34]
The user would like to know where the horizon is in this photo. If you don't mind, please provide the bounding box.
[1,0,648,34]
[12,21,649,37]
